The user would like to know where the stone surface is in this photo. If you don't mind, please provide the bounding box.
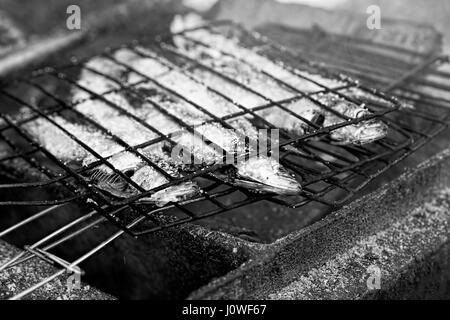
[0,239,114,300]
[189,149,450,299]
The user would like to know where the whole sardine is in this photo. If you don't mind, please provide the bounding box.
[171,28,388,145]
[22,110,200,206]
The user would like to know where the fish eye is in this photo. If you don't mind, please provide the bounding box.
[124,169,135,177]
[356,109,370,118]
[311,113,325,126]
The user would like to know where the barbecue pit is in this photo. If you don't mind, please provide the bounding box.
[1,2,450,300]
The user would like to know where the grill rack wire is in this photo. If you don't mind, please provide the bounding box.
[0,20,449,299]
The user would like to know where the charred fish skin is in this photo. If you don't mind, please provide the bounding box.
[21,105,201,207]
[341,87,415,110]
[119,45,311,143]
[172,27,345,97]
[213,157,301,195]
[173,28,343,96]
[170,28,388,145]
[109,48,302,195]
[21,43,302,199]
[257,92,388,145]
[123,152,202,206]
[70,50,300,198]
[23,114,123,164]
[58,56,204,205]
[313,92,388,145]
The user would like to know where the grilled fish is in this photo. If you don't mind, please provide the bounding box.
[74,49,301,196]
[22,111,200,206]
[171,28,388,145]
[341,87,415,110]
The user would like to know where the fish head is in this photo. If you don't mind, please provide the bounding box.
[86,151,201,205]
[144,181,202,207]
[352,119,388,145]
[234,157,302,195]
[328,103,388,145]
[126,165,201,206]
[85,151,144,198]
[329,118,388,145]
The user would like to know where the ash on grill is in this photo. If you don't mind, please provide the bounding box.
[0,21,449,299]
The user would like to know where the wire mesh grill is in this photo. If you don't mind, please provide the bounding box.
[0,21,449,299]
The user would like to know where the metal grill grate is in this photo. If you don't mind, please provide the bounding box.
[0,21,449,299]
